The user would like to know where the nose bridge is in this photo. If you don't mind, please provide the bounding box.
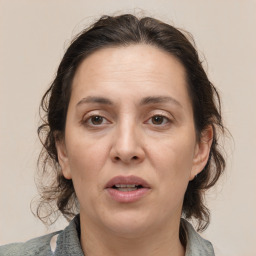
[111,114,144,163]
[116,115,138,151]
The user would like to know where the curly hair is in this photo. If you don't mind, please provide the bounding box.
[36,13,226,232]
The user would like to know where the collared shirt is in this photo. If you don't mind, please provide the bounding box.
[0,215,215,255]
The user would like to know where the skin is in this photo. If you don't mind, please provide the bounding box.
[56,44,213,256]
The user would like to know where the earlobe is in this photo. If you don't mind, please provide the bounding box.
[190,126,213,181]
[55,137,72,180]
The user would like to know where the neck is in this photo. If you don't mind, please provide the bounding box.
[79,215,185,256]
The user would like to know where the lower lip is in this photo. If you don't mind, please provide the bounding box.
[106,188,150,203]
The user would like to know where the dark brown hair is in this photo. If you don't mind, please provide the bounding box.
[36,14,226,231]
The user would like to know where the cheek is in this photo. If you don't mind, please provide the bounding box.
[152,136,195,175]
[67,132,109,169]
[149,134,195,197]
[151,145,193,215]
[66,135,110,194]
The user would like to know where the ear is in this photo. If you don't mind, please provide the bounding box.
[190,126,213,181]
[55,135,72,180]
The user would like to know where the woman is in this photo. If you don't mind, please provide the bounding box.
[0,14,225,256]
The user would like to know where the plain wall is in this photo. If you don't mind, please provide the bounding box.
[0,1,256,255]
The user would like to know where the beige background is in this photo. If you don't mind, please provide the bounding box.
[0,0,256,255]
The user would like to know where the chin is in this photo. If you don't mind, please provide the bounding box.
[101,209,155,238]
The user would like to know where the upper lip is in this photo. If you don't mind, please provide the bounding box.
[105,175,151,189]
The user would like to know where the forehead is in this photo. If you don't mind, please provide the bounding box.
[74,44,186,82]
[71,44,191,108]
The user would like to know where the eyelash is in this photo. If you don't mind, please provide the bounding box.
[82,114,172,128]
[82,115,110,127]
[146,115,171,126]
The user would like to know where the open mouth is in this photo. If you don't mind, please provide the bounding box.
[105,176,150,202]
[112,184,144,192]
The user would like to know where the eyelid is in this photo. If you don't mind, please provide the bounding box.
[144,110,174,126]
[81,111,112,127]
[146,115,170,125]
[81,109,174,127]
[147,110,174,120]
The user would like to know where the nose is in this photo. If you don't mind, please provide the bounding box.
[110,121,145,164]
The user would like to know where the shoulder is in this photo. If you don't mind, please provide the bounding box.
[0,231,61,256]
[0,215,82,256]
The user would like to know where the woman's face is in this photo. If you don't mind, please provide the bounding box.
[56,44,211,236]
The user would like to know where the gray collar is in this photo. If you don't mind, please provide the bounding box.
[54,215,84,256]
[182,219,215,256]
[55,216,214,256]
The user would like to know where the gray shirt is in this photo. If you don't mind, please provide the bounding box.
[0,216,215,256]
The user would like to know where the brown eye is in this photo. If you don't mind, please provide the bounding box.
[90,116,104,125]
[151,115,165,125]
[82,114,110,128]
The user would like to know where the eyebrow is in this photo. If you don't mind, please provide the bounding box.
[76,96,182,108]
[76,96,113,106]
[139,96,182,107]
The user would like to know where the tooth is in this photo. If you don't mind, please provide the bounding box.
[126,184,136,188]
[115,184,136,188]
[117,187,137,192]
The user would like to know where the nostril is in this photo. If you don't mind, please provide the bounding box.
[112,155,139,162]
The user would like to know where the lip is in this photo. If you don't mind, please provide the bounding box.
[105,175,151,203]
[105,175,150,189]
